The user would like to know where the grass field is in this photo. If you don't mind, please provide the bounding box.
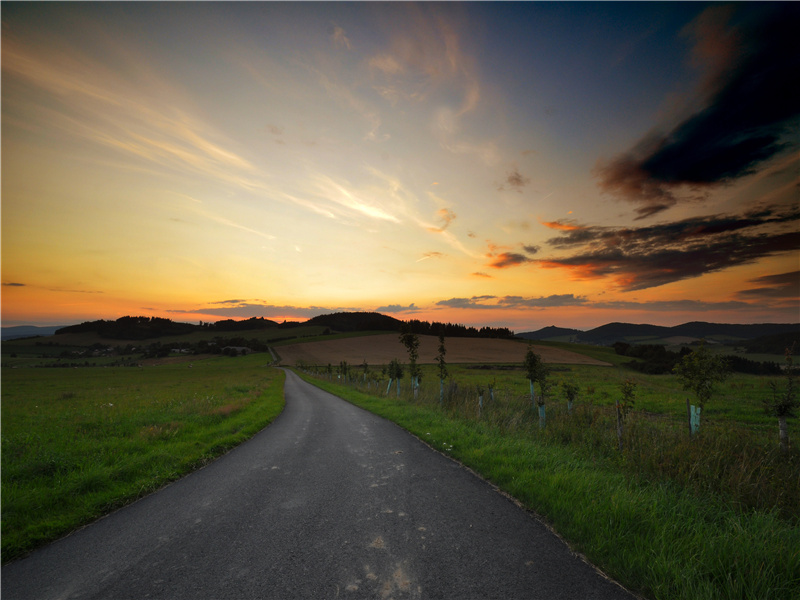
[295,343,800,600]
[1,354,284,562]
[4,334,798,598]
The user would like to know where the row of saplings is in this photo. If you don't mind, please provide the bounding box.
[299,332,798,454]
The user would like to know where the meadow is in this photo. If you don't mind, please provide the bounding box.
[1,354,284,562]
[3,333,798,599]
[295,342,799,600]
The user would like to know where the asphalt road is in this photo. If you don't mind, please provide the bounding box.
[2,369,637,599]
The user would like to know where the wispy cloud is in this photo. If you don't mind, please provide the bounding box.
[2,35,263,194]
[594,4,800,219]
[330,24,352,50]
[426,208,457,233]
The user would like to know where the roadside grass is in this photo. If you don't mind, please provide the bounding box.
[297,368,800,600]
[1,356,284,563]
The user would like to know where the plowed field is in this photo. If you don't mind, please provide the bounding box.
[276,334,610,366]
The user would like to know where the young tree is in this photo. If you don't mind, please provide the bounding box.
[400,329,421,398]
[764,347,798,453]
[436,333,448,405]
[673,344,729,433]
[361,360,369,383]
[562,380,580,413]
[387,358,404,397]
[524,344,545,408]
[617,378,637,451]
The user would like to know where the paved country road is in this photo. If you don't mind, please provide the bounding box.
[2,370,637,600]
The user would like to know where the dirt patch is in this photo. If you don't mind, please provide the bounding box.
[275,334,610,366]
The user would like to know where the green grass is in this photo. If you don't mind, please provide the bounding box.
[1,355,285,562]
[298,367,800,600]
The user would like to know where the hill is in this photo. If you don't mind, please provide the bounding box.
[1,325,67,341]
[305,312,402,332]
[518,321,798,346]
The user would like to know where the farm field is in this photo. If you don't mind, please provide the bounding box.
[1,354,284,562]
[275,333,612,367]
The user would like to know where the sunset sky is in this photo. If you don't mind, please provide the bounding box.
[2,2,798,331]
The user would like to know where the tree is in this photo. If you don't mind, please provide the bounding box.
[616,378,637,451]
[562,380,580,413]
[436,333,448,405]
[361,360,369,383]
[764,347,798,453]
[387,358,404,397]
[400,329,421,398]
[524,344,548,407]
[673,344,729,433]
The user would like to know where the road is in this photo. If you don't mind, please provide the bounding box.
[2,369,637,599]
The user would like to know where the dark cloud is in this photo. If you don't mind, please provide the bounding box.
[2,282,25,287]
[736,270,800,300]
[489,252,533,269]
[168,302,357,319]
[498,167,530,193]
[436,294,585,310]
[595,4,800,218]
[436,296,496,310]
[472,271,492,278]
[540,205,800,291]
[375,303,419,313]
[522,244,540,255]
[498,294,586,308]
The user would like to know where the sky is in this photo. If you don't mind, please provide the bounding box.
[2,2,798,331]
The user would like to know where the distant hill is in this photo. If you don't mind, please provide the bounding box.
[517,321,799,346]
[305,311,403,332]
[1,325,67,341]
[517,326,582,341]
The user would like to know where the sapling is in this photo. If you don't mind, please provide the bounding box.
[400,329,421,398]
[764,347,798,453]
[538,376,552,428]
[387,358,404,397]
[616,378,637,451]
[562,380,579,413]
[524,344,546,409]
[673,344,729,434]
[436,333,448,405]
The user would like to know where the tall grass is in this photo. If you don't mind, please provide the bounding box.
[297,365,800,600]
[1,356,284,562]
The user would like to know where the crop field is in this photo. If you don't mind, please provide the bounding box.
[275,333,611,366]
[1,354,284,562]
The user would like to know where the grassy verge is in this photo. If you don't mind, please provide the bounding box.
[1,355,284,563]
[297,370,800,600]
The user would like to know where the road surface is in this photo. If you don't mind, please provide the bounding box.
[2,369,637,599]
